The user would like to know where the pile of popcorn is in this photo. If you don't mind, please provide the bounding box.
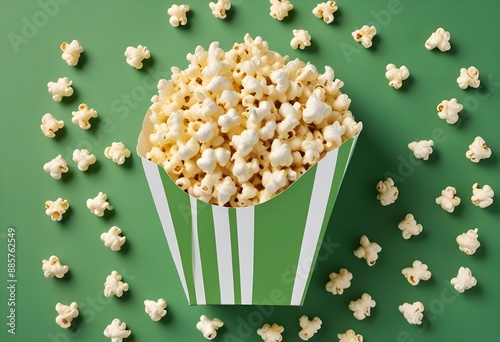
[145,34,362,207]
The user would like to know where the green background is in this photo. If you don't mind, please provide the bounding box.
[1,0,499,341]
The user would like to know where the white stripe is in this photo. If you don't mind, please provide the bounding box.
[236,206,255,304]
[212,206,234,304]
[290,148,339,305]
[141,158,189,301]
[191,197,206,305]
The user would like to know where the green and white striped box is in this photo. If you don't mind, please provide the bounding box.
[137,115,359,306]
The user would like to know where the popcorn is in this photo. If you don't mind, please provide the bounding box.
[457,66,480,89]
[291,29,312,50]
[269,0,293,21]
[43,155,68,180]
[231,129,260,157]
[103,318,131,342]
[456,228,480,255]
[40,113,64,138]
[144,298,167,321]
[399,302,424,325]
[42,255,69,278]
[408,140,434,161]
[87,192,113,217]
[424,28,451,52]
[72,149,96,171]
[402,260,431,285]
[104,270,129,297]
[257,323,284,342]
[100,226,126,252]
[376,177,398,206]
[450,267,477,293]
[196,315,224,340]
[437,98,463,124]
[397,213,423,240]
[55,302,79,329]
[436,186,460,213]
[337,329,363,342]
[471,183,494,208]
[104,142,131,165]
[325,268,352,295]
[71,103,97,130]
[354,235,381,266]
[352,25,377,48]
[466,136,491,163]
[298,315,322,341]
[60,40,83,66]
[124,45,150,69]
[167,4,190,27]
[385,64,409,89]
[47,77,73,102]
[45,198,70,221]
[312,1,338,24]
[348,293,376,320]
[209,0,231,19]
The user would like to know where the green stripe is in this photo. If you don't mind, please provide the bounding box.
[228,209,241,304]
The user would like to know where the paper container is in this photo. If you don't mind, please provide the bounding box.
[137,113,359,305]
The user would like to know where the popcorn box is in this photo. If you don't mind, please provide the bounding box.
[137,114,359,305]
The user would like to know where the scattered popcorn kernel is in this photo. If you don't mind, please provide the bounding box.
[424,28,451,52]
[45,198,70,221]
[291,29,312,50]
[354,235,381,266]
[456,228,480,255]
[457,66,480,89]
[269,0,293,20]
[104,270,129,297]
[312,1,338,24]
[437,98,463,124]
[436,186,460,213]
[71,103,97,130]
[42,255,69,278]
[124,45,150,69]
[40,113,64,138]
[466,136,491,163]
[385,64,409,89]
[72,149,96,171]
[408,140,434,160]
[167,4,190,27]
[398,213,423,240]
[399,302,424,325]
[104,318,131,342]
[87,192,113,217]
[298,315,322,341]
[209,0,231,19]
[325,268,352,295]
[402,260,431,285]
[196,315,224,340]
[471,183,494,208]
[337,329,363,342]
[349,293,376,320]
[55,302,79,329]
[257,323,284,342]
[43,155,68,180]
[104,142,131,165]
[60,40,83,66]
[352,25,377,48]
[47,77,73,102]
[376,177,398,206]
[450,267,477,293]
[144,299,167,321]
[100,226,126,252]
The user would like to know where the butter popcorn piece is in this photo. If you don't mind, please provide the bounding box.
[270,0,293,21]
[47,77,73,102]
[437,98,463,124]
[60,40,83,66]
[471,183,494,208]
[87,192,113,217]
[196,315,224,340]
[41,113,64,138]
[450,267,477,293]
[72,149,96,171]
[354,235,381,266]
[124,45,150,69]
[457,66,480,89]
[104,271,129,297]
[349,293,376,320]
[144,298,167,321]
[408,140,434,161]
[45,198,70,221]
[399,302,424,325]
[352,25,377,48]
[100,226,126,251]
[312,1,338,24]
[425,28,451,52]
[466,136,491,163]
[298,315,322,341]
[456,228,480,255]
[325,268,352,295]
[291,29,312,50]
[436,186,460,213]
[209,0,231,19]
[385,64,409,89]
[104,318,131,342]
[72,103,97,130]
[104,142,131,165]
[398,213,423,240]
[43,155,68,180]
[376,177,398,206]
[42,255,69,278]
[257,323,284,342]
[337,329,363,342]
[167,4,190,27]
[55,302,79,329]
[402,260,431,285]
